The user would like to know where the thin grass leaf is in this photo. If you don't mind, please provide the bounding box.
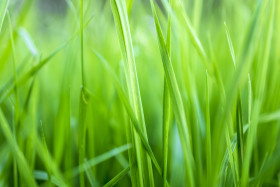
[78,87,89,187]
[225,128,237,186]
[224,23,236,66]
[103,166,130,187]
[84,158,98,187]
[71,144,131,177]
[40,122,52,185]
[150,2,194,186]
[0,0,8,32]
[18,28,38,57]
[111,0,154,186]
[162,1,172,186]
[205,70,212,186]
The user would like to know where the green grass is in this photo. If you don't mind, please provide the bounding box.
[0,0,280,186]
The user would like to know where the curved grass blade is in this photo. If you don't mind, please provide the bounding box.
[163,0,172,186]
[110,0,154,186]
[71,144,131,177]
[224,23,236,67]
[205,70,212,186]
[150,2,194,186]
[103,166,130,187]
[0,0,8,32]
[18,28,38,57]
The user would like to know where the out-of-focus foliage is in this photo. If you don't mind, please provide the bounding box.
[0,0,279,186]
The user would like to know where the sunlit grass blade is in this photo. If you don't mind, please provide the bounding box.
[224,23,236,66]
[0,0,8,32]
[111,0,154,186]
[103,166,130,187]
[18,28,38,57]
[205,70,212,186]
[150,1,194,186]
[162,80,172,187]
[162,0,172,186]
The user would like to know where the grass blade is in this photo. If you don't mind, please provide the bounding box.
[224,22,244,180]
[111,0,154,186]
[205,71,212,186]
[163,0,172,186]
[103,166,130,187]
[0,0,8,32]
[18,28,38,57]
[150,2,194,186]
[71,144,131,177]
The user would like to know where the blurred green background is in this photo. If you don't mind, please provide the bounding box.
[0,0,280,186]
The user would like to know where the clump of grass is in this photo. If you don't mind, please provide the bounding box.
[0,0,280,186]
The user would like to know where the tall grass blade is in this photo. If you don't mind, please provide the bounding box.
[18,28,38,57]
[162,1,172,186]
[0,0,8,32]
[111,0,154,186]
[150,2,194,186]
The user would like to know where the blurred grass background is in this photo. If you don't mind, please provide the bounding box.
[0,0,280,186]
